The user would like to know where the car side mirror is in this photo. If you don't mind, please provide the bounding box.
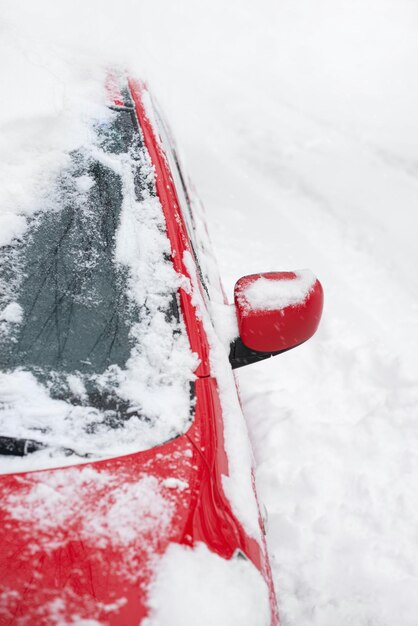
[229,270,323,369]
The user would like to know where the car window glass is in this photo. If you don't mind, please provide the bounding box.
[0,106,196,470]
[152,105,210,299]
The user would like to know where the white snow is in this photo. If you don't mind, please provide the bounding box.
[4,466,174,561]
[209,301,239,348]
[1,0,418,624]
[143,3,418,624]
[162,477,189,491]
[184,251,262,541]
[0,103,197,473]
[75,174,95,193]
[242,270,316,311]
[66,374,88,401]
[0,302,23,324]
[144,542,270,626]
[43,596,106,626]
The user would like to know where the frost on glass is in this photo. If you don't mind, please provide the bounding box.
[0,107,196,469]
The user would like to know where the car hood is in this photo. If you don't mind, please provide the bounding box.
[0,377,256,625]
[0,425,198,625]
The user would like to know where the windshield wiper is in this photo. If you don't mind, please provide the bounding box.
[0,435,92,458]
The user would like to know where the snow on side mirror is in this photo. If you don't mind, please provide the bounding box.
[229,270,323,368]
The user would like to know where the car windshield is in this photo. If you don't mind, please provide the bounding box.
[0,103,196,472]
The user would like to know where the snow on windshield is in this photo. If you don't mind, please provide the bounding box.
[0,103,197,473]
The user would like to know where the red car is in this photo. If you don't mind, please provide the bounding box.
[0,76,323,625]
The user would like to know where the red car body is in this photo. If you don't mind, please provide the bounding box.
[0,79,279,625]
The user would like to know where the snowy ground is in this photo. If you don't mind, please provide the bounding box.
[1,0,418,624]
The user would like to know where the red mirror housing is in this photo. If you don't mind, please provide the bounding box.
[234,270,323,353]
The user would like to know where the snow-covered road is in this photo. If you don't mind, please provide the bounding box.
[2,0,418,623]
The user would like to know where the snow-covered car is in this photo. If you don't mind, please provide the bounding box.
[0,76,323,626]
